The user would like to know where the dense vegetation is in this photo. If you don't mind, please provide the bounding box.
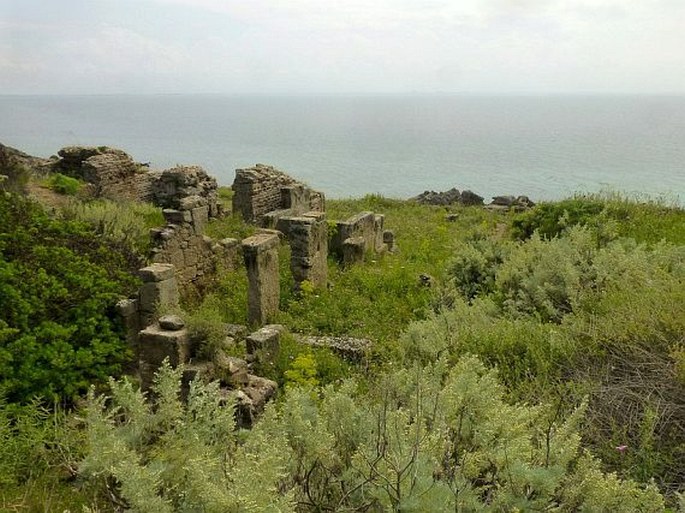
[0,193,141,403]
[1,181,684,511]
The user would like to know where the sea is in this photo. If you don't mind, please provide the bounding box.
[1,94,683,203]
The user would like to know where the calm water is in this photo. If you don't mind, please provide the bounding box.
[1,94,683,202]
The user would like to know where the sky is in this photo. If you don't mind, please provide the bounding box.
[1,0,684,95]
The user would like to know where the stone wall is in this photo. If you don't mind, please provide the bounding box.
[330,211,387,264]
[53,146,152,201]
[275,212,328,290]
[148,165,220,216]
[149,214,240,291]
[232,164,325,224]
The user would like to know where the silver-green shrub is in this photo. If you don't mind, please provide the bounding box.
[79,360,294,513]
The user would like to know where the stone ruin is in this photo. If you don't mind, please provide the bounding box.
[329,211,395,265]
[147,166,241,291]
[51,146,153,201]
[117,262,281,427]
[232,164,325,224]
[32,147,396,424]
[242,233,281,325]
[232,164,392,272]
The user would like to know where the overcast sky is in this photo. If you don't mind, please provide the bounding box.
[1,0,684,95]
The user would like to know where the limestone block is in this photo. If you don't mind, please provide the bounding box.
[246,324,285,355]
[163,208,192,225]
[242,233,280,325]
[139,279,179,315]
[343,236,365,266]
[374,214,385,252]
[159,314,185,331]
[139,263,175,282]
[383,230,396,252]
[213,350,249,387]
[190,205,209,233]
[115,298,140,348]
[138,325,190,367]
[243,374,278,414]
[331,211,376,258]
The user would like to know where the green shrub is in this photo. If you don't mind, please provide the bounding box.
[48,173,82,195]
[0,193,138,403]
[512,194,685,246]
[60,199,164,255]
[432,217,685,497]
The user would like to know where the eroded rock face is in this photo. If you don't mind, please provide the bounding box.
[0,143,51,173]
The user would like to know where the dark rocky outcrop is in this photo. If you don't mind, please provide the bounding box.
[411,188,484,206]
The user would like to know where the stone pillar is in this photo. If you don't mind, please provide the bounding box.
[242,233,280,326]
[276,212,328,290]
[137,320,190,389]
[374,214,386,252]
[138,263,180,327]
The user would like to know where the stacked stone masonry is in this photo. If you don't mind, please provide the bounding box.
[232,164,325,224]
[275,211,328,290]
[53,146,152,201]
[330,211,388,264]
[150,209,240,291]
[138,263,180,328]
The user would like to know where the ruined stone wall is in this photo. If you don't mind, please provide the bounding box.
[232,164,324,224]
[330,211,387,263]
[145,166,237,293]
[276,212,328,290]
[54,146,151,201]
[149,207,240,292]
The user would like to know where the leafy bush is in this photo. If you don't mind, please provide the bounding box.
[0,193,138,403]
[512,193,685,246]
[48,173,82,195]
[274,357,664,512]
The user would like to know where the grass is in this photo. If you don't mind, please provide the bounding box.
[4,189,684,509]
[194,193,505,348]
